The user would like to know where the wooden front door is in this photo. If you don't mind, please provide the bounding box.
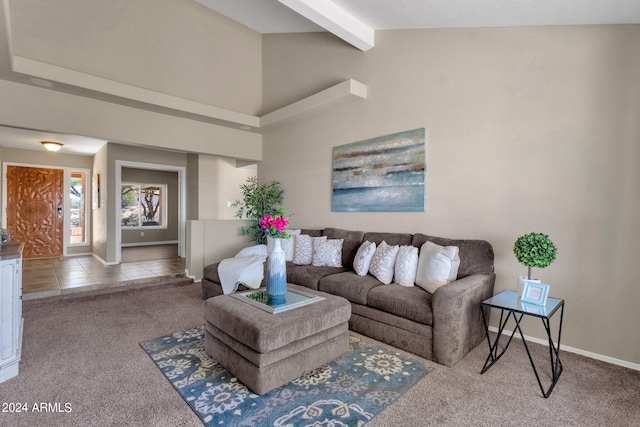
[6,166,64,258]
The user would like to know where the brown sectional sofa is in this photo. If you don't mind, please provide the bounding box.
[201,227,495,367]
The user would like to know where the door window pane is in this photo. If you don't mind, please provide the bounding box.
[70,171,86,244]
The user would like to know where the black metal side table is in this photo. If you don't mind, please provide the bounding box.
[480,290,564,398]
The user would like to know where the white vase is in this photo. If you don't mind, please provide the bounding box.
[517,276,541,296]
[266,238,287,304]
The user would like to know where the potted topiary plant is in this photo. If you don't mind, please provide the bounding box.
[232,177,285,245]
[513,232,558,292]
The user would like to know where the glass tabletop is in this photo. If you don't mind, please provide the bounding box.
[231,286,326,314]
[481,290,564,319]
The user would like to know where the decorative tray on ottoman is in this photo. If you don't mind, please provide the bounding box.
[231,286,325,314]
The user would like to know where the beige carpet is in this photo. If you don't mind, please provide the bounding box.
[1,281,639,426]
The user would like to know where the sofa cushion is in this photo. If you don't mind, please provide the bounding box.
[312,238,344,267]
[412,234,495,278]
[318,271,383,305]
[394,245,419,287]
[351,303,433,337]
[286,265,348,290]
[366,285,434,326]
[203,262,221,283]
[369,241,399,285]
[362,232,413,247]
[353,241,376,276]
[322,228,365,269]
[415,241,460,293]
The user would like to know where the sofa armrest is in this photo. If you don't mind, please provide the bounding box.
[432,273,495,367]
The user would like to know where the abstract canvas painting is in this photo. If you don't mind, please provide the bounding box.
[332,128,426,212]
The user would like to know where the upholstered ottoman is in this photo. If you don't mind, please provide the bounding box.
[203,284,351,395]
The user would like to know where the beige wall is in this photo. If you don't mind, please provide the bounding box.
[262,26,640,365]
[184,153,257,221]
[196,155,257,220]
[9,0,262,115]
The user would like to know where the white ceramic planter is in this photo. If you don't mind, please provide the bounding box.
[266,238,287,304]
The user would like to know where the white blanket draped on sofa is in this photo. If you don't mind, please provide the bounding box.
[218,245,267,294]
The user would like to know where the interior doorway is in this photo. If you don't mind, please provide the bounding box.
[115,160,186,264]
[6,165,64,258]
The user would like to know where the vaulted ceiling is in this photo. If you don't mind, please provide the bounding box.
[197,0,640,50]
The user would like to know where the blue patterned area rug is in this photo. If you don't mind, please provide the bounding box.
[140,325,433,427]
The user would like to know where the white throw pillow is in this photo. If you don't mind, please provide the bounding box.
[312,238,344,267]
[267,229,301,261]
[287,229,301,261]
[293,234,311,265]
[353,241,376,276]
[394,245,418,287]
[369,241,399,285]
[293,235,327,265]
[415,241,460,293]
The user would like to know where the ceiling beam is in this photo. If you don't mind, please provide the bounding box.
[260,79,367,129]
[278,0,374,51]
[11,55,261,129]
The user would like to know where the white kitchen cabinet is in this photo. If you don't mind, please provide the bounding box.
[0,243,23,383]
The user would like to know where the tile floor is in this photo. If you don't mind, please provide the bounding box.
[22,255,186,300]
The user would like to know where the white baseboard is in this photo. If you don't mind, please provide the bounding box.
[91,253,119,266]
[488,326,640,372]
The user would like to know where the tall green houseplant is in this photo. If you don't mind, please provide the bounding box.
[232,177,285,245]
[513,232,558,280]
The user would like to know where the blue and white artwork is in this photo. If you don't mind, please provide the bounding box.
[332,128,426,212]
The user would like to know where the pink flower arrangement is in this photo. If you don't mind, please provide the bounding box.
[260,209,290,239]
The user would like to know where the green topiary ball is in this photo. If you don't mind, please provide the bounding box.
[513,232,557,269]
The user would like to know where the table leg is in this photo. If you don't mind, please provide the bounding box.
[481,307,520,374]
[511,311,563,398]
[480,304,564,398]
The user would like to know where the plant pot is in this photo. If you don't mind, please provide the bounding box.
[266,238,287,304]
[517,276,541,296]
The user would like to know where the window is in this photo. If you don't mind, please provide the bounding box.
[121,183,167,228]
[70,171,87,244]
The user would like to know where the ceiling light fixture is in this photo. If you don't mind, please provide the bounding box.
[41,141,63,152]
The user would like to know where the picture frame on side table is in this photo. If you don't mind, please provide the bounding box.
[521,281,550,306]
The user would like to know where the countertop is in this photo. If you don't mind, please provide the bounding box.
[0,242,24,260]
